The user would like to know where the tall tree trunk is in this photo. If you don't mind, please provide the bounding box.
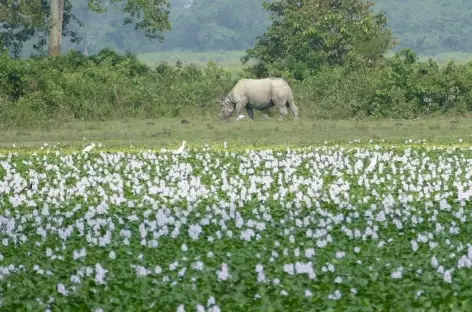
[48,0,64,56]
[83,37,89,56]
[82,5,89,57]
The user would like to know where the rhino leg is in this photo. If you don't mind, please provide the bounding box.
[287,97,300,120]
[278,106,288,120]
[246,107,254,120]
[273,96,288,120]
[234,101,245,119]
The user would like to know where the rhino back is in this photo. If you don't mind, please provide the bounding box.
[231,78,292,107]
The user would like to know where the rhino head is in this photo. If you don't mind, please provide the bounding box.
[219,97,234,121]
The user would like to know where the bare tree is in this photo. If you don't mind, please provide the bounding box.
[48,0,64,56]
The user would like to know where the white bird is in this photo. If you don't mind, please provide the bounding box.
[236,115,245,121]
[224,141,228,149]
[173,141,186,154]
[82,142,96,153]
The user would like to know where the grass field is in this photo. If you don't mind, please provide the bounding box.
[1,115,471,151]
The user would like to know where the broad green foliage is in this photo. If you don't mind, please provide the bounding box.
[0,49,238,127]
[2,144,472,310]
[242,0,395,80]
[0,0,171,58]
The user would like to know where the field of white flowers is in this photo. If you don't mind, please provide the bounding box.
[1,142,472,311]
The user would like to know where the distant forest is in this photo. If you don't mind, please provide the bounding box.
[17,0,472,57]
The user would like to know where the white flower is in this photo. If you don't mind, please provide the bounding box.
[328,290,342,300]
[217,263,230,281]
[95,263,108,284]
[73,248,86,260]
[178,267,187,277]
[444,270,453,283]
[70,275,81,283]
[208,306,220,312]
[135,265,150,277]
[57,283,67,296]
[207,296,216,306]
[169,261,179,271]
[192,261,204,271]
[196,304,205,312]
[46,248,53,257]
[391,269,403,279]
[305,248,315,258]
[188,224,202,240]
[283,263,294,275]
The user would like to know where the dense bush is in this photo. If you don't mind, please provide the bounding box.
[0,49,238,127]
[298,49,472,119]
[0,48,472,127]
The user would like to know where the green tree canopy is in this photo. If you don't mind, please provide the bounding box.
[0,0,82,57]
[0,0,171,57]
[3,0,472,58]
[242,0,396,80]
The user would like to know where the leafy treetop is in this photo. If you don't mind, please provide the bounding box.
[242,0,396,80]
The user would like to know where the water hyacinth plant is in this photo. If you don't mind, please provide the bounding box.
[1,143,472,311]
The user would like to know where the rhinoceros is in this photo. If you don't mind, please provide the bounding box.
[219,78,300,121]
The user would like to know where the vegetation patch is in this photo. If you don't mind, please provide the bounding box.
[1,48,472,127]
[2,144,472,310]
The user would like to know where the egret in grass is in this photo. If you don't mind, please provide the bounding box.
[236,115,245,121]
[83,142,96,153]
[173,141,186,154]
